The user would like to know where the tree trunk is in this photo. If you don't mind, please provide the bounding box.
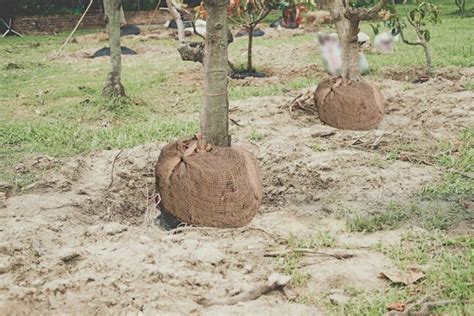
[166,0,185,43]
[332,1,361,81]
[103,0,126,97]
[421,42,432,75]
[120,4,127,25]
[201,0,230,147]
[247,25,254,72]
[455,0,465,16]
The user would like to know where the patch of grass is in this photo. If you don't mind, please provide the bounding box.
[309,143,327,152]
[386,142,419,161]
[463,80,474,91]
[421,128,473,202]
[278,232,336,286]
[347,201,414,233]
[247,127,264,142]
[279,253,312,287]
[347,199,466,233]
[0,119,198,158]
[350,129,473,233]
[229,76,314,100]
[287,231,336,249]
[369,154,388,168]
[331,231,473,315]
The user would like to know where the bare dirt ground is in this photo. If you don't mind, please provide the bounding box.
[1,28,473,315]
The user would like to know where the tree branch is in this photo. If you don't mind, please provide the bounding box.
[345,0,387,21]
[250,8,272,27]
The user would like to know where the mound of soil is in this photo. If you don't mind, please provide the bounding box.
[91,46,137,58]
[155,136,263,228]
[120,24,140,37]
[231,70,266,79]
[235,28,265,37]
[314,78,384,130]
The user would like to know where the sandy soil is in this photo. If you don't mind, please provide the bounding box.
[1,29,474,315]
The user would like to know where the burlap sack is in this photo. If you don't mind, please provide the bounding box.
[155,136,262,228]
[314,78,384,130]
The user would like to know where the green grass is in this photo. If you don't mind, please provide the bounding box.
[328,231,473,315]
[1,0,473,189]
[277,232,337,287]
[421,128,473,202]
[347,128,473,233]
[464,80,474,91]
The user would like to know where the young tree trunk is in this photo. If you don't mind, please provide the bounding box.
[201,0,231,147]
[166,0,185,43]
[247,25,254,72]
[331,1,362,81]
[102,0,126,97]
[120,4,127,25]
[421,42,432,75]
[455,0,466,16]
[397,23,433,76]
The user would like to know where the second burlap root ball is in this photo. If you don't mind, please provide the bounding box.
[155,136,262,228]
[315,78,384,131]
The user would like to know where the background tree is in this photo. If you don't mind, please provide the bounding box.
[332,0,387,80]
[387,0,441,75]
[102,0,126,97]
[227,0,278,73]
[166,0,186,43]
[454,0,466,16]
[313,0,386,130]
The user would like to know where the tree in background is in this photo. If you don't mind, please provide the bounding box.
[454,0,466,16]
[102,0,126,97]
[227,0,279,73]
[387,0,441,75]
[313,0,387,131]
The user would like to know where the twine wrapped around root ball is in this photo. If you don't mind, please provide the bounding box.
[314,78,384,131]
[155,135,263,228]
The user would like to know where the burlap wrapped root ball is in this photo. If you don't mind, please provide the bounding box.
[314,78,384,130]
[155,136,263,228]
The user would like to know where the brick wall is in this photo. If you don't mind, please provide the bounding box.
[12,10,171,35]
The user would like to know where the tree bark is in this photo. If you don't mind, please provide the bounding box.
[166,0,185,43]
[201,0,230,147]
[330,0,386,81]
[102,0,126,97]
[247,25,254,72]
[120,4,127,25]
[331,0,361,81]
[421,42,432,75]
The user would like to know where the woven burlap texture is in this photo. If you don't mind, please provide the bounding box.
[155,136,262,228]
[315,78,384,130]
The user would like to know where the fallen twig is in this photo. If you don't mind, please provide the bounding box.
[287,93,317,116]
[107,149,124,190]
[416,300,458,314]
[264,248,354,260]
[198,273,290,306]
[386,297,461,315]
[230,118,244,127]
[37,202,79,214]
